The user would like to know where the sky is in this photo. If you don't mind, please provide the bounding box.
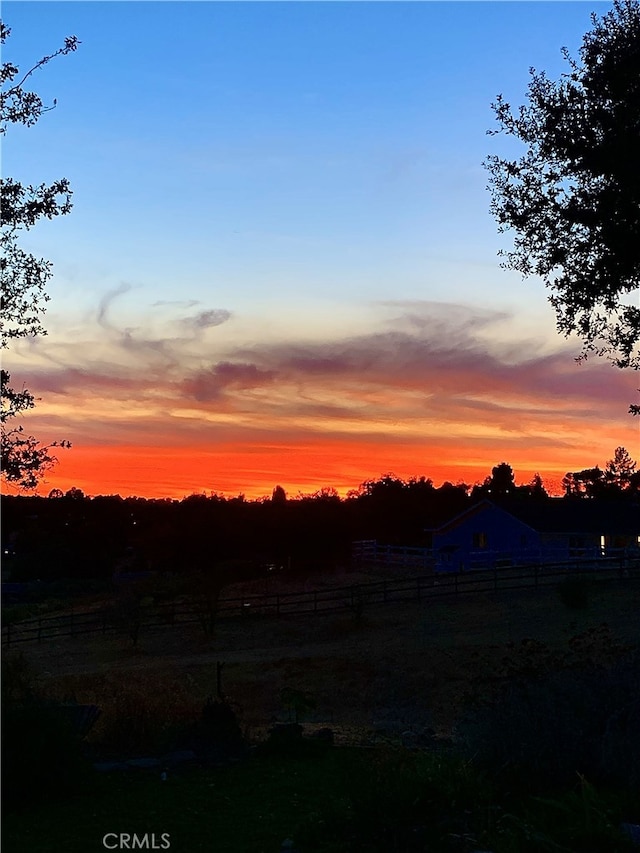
[3,0,638,499]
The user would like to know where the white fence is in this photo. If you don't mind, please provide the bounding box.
[352,540,640,572]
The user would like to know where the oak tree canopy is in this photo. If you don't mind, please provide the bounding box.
[1,21,78,487]
[486,0,640,411]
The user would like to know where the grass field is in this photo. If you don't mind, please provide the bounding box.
[14,572,640,738]
[4,745,639,853]
[4,571,639,853]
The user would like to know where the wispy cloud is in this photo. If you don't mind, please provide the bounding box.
[8,298,635,497]
[183,361,276,402]
[97,283,135,330]
[180,309,232,333]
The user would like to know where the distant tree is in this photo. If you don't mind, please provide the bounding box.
[563,466,606,498]
[486,1,640,410]
[183,492,209,503]
[563,447,638,497]
[604,445,637,490]
[299,486,341,503]
[528,473,548,498]
[271,485,287,504]
[561,472,577,497]
[64,486,85,501]
[356,474,407,500]
[474,462,516,499]
[490,462,516,495]
[1,22,78,488]
[406,475,435,494]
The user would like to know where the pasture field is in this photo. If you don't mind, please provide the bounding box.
[4,570,639,853]
[13,571,640,738]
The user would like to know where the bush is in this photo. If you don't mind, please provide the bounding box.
[557,576,590,609]
[191,697,245,762]
[296,748,489,852]
[493,777,638,853]
[2,653,96,810]
[457,651,640,791]
[3,702,96,810]
[2,651,37,705]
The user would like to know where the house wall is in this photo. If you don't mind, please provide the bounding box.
[538,532,604,561]
[433,504,541,571]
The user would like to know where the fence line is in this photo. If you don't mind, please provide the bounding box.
[3,556,639,646]
[351,540,639,570]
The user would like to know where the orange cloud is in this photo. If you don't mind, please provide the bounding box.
[4,300,637,499]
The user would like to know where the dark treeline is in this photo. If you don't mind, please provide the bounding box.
[2,449,638,585]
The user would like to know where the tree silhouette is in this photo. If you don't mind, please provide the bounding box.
[0,22,78,487]
[528,473,548,499]
[562,446,639,497]
[604,445,637,490]
[473,462,516,499]
[486,1,640,407]
[271,485,287,504]
[563,466,606,498]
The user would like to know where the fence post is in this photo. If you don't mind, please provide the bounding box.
[216,661,225,700]
[416,577,421,601]
[534,565,539,589]
[70,611,75,637]
[276,595,280,616]
[6,621,11,647]
[455,573,458,595]
[493,568,498,592]
[38,617,42,643]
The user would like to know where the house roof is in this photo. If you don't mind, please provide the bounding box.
[428,498,639,536]
[427,500,536,535]
[506,498,639,536]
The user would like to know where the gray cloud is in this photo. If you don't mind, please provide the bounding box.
[97,282,134,330]
[181,309,232,332]
[183,361,276,402]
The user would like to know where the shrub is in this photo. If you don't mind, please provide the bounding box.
[192,697,245,762]
[557,576,590,610]
[494,776,638,853]
[296,748,489,852]
[2,654,95,810]
[457,651,640,791]
[1,651,37,704]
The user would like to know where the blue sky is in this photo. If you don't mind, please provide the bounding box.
[4,1,635,499]
[5,2,602,316]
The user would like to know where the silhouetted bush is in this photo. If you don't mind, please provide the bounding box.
[2,702,97,810]
[192,697,245,762]
[457,651,640,791]
[296,748,488,852]
[2,654,95,810]
[557,576,590,609]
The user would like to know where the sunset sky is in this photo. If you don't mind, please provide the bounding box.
[3,0,638,499]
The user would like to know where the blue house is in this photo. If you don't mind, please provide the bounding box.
[429,499,639,571]
[429,501,540,571]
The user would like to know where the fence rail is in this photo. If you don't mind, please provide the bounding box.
[351,540,639,570]
[3,556,639,646]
